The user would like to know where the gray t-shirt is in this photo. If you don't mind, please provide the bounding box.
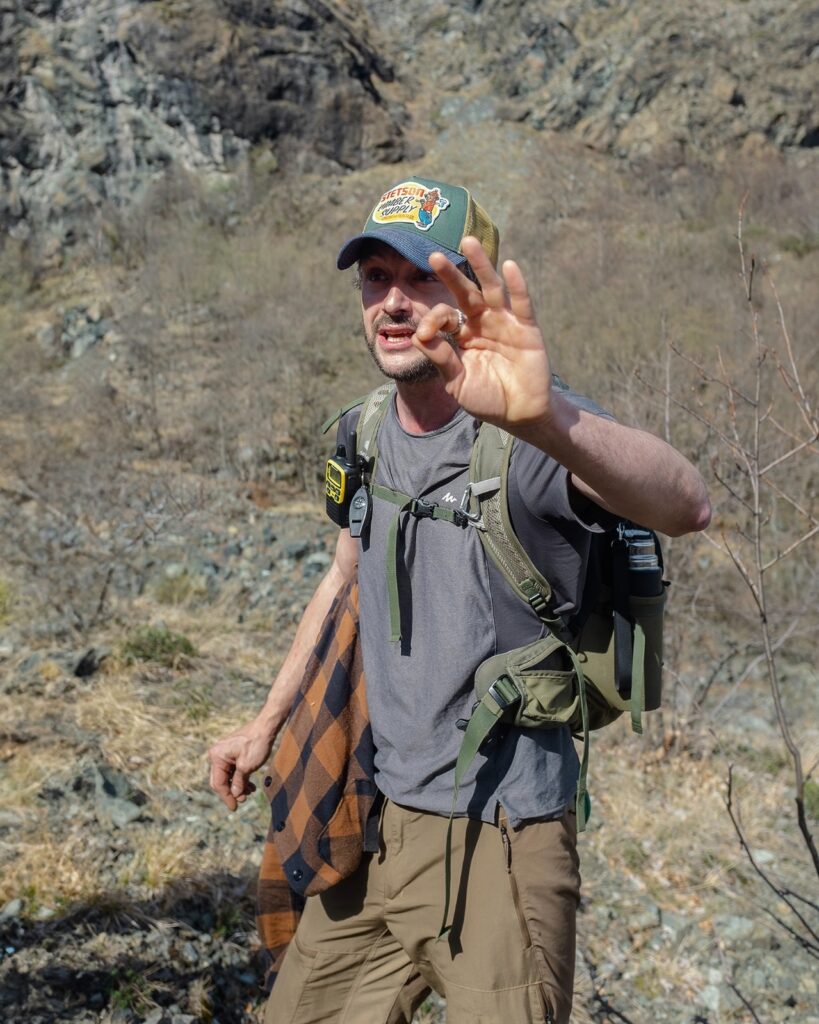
[337,391,613,828]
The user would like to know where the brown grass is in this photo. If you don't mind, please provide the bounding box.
[0,131,816,1022]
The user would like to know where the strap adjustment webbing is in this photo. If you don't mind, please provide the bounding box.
[370,484,470,642]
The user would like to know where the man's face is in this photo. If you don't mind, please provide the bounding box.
[359,243,457,384]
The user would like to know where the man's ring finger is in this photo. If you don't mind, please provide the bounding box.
[454,309,466,336]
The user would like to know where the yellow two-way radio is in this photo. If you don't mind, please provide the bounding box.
[325,439,362,528]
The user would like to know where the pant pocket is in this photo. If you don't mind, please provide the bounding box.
[499,817,533,950]
[502,812,579,1024]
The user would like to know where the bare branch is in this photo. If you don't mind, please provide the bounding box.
[761,475,819,529]
[760,434,819,477]
[710,619,801,717]
[711,464,755,515]
[726,767,819,953]
[728,981,764,1024]
[766,266,819,432]
[663,321,672,447]
[766,408,819,452]
[722,533,762,609]
[701,529,729,556]
[762,524,819,573]
[649,381,753,459]
[667,342,756,407]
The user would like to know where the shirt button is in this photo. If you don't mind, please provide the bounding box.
[291,868,303,882]
[275,820,286,832]
[264,776,273,787]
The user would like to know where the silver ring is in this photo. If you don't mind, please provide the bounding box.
[454,309,466,335]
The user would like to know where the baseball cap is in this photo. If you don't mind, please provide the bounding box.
[337,176,499,272]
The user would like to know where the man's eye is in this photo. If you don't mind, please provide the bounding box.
[416,272,438,284]
[365,269,387,283]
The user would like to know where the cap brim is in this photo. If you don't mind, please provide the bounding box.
[336,228,467,272]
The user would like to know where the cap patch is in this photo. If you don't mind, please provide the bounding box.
[371,181,451,233]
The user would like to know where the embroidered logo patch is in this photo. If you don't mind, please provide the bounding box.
[370,181,451,233]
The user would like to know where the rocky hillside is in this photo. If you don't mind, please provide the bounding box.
[368,0,819,158]
[2,0,818,252]
[0,0,415,246]
[0,3,817,1023]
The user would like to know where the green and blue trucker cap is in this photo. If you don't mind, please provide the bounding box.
[337,176,499,273]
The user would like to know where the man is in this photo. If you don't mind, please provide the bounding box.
[208,177,710,1023]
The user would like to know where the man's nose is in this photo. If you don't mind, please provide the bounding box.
[383,284,412,315]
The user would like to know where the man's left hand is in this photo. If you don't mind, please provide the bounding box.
[414,236,553,430]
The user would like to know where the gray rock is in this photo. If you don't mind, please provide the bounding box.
[283,540,311,561]
[89,763,147,829]
[660,909,692,943]
[698,971,742,1014]
[0,898,23,921]
[0,811,24,830]
[713,914,758,943]
[179,941,199,965]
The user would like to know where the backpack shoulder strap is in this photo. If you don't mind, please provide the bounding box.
[356,382,395,470]
[321,382,395,472]
[468,420,568,638]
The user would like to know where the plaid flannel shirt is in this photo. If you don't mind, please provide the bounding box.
[257,579,376,987]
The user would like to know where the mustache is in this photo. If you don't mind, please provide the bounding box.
[372,313,419,333]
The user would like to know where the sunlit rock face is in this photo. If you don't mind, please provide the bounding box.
[0,0,413,244]
[1,0,816,250]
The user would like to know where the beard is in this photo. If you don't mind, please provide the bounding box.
[364,314,440,384]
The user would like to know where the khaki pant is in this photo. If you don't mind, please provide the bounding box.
[265,800,580,1024]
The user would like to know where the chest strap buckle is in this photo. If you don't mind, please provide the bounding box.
[409,498,436,519]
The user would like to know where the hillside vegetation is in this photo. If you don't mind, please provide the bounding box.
[1,2,818,1022]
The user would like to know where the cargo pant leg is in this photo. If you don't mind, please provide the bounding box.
[378,803,581,1024]
[264,850,430,1024]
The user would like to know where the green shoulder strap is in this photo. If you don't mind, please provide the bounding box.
[468,423,568,637]
[355,382,395,464]
[321,381,396,439]
[467,418,590,812]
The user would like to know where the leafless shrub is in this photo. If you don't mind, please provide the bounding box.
[662,195,818,954]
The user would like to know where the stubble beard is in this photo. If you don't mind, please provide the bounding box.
[365,315,439,384]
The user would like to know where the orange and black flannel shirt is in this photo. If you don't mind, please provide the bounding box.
[257,579,376,988]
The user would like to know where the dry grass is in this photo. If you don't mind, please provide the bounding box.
[0,131,816,1022]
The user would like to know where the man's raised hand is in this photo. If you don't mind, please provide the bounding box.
[413,236,553,430]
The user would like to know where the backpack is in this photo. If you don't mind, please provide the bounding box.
[323,379,667,925]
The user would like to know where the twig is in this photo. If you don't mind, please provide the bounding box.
[761,476,818,529]
[709,620,800,717]
[711,467,755,516]
[766,266,819,432]
[726,767,819,953]
[761,524,819,572]
[760,435,819,477]
[722,533,761,609]
[89,565,115,628]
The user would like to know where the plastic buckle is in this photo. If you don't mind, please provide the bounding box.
[409,498,436,519]
[452,508,469,529]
